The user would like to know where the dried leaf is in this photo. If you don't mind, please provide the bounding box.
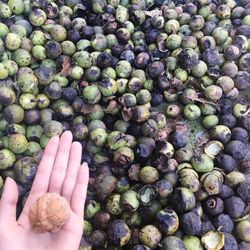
[145,9,162,17]
[194,131,210,155]
[81,104,101,114]
[128,164,140,181]
[121,107,132,122]
[61,57,72,77]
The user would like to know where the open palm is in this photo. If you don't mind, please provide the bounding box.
[0,131,89,250]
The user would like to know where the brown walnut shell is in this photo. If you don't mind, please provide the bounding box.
[28,192,70,233]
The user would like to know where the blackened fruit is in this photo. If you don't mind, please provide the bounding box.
[147,61,165,79]
[222,233,238,250]
[215,154,237,173]
[169,130,188,149]
[62,87,78,103]
[178,48,199,69]
[107,220,131,247]
[90,230,107,248]
[155,208,179,235]
[219,114,237,128]
[202,49,219,67]
[231,127,249,142]
[204,197,224,216]
[225,140,247,160]
[220,184,234,199]
[234,71,250,90]
[24,109,41,125]
[96,52,115,68]
[180,211,202,235]
[171,187,196,212]
[218,98,233,115]
[212,214,234,233]
[237,182,250,202]
[160,236,185,250]
[224,196,246,219]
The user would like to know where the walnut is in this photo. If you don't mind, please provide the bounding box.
[28,193,70,233]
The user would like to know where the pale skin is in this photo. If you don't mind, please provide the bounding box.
[0,131,89,250]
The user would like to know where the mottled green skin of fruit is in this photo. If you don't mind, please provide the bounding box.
[14,157,37,186]
[106,193,123,215]
[25,142,42,156]
[0,3,12,18]
[0,149,16,169]
[113,147,134,166]
[183,236,203,250]
[0,23,9,39]
[44,120,63,138]
[139,225,162,249]
[0,176,3,193]
[236,220,250,242]
[121,211,141,227]
[8,134,29,154]
[116,60,132,78]
[85,200,101,219]
[4,104,24,124]
[121,190,140,212]
[183,104,201,120]
[82,86,101,104]
[83,220,92,236]
[139,166,159,184]
[0,87,16,105]
[2,60,18,76]
[12,49,31,66]
[0,63,9,79]
[90,128,107,147]
[5,33,22,50]
[29,8,47,26]
[40,134,50,149]
[191,154,214,173]
[8,0,25,14]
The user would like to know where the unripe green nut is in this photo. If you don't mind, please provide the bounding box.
[116,60,132,78]
[2,60,18,76]
[29,8,47,26]
[32,45,46,60]
[5,33,22,50]
[12,49,31,66]
[191,153,214,173]
[8,134,29,154]
[61,41,76,56]
[0,23,9,39]
[71,66,84,80]
[183,104,201,121]
[0,3,12,18]
[183,235,203,250]
[202,115,219,129]
[0,149,16,169]
[30,31,46,46]
[139,166,159,184]
[8,0,25,15]
[0,63,9,80]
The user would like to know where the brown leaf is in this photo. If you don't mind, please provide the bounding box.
[61,57,72,77]
[121,107,132,122]
[81,104,102,114]
[128,164,140,181]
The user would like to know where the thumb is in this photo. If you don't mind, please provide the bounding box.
[0,177,18,223]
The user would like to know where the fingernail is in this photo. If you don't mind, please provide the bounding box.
[81,162,88,167]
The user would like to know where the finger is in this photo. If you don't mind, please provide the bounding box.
[0,177,18,223]
[49,131,73,194]
[62,141,82,203]
[71,163,89,217]
[18,136,60,226]
[30,135,60,194]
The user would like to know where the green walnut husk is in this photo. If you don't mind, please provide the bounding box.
[139,225,162,249]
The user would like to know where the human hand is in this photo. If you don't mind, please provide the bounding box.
[0,131,89,250]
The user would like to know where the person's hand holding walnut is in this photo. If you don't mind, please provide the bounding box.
[0,131,89,250]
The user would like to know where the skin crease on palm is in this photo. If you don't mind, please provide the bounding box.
[0,131,89,250]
